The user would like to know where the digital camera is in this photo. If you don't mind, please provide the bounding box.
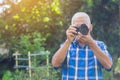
[75,24,89,35]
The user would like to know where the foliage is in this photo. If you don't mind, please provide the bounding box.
[2,70,29,80]
[2,70,13,80]
[13,32,46,54]
[2,68,60,80]
[115,58,120,74]
[114,57,120,80]
[30,67,60,80]
[0,0,64,53]
[102,69,114,80]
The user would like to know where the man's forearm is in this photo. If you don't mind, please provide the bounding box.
[89,40,112,69]
[52,39,71,67]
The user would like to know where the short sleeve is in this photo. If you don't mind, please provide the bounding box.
[53,43,67,70]
[53,57,67,70]
[97,41,112,71]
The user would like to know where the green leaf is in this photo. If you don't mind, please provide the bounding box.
[43,17,50,22]
[13,14,20,20]
[21,7,26,12]
[87,0,93,6]
[51,0,61,15]
[5,25,8,30]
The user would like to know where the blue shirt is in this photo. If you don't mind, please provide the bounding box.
[59,40,112,80]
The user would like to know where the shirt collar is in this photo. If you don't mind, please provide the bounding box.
[72,39,79,46]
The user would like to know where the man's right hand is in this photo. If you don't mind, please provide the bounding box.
[66,26,77,43]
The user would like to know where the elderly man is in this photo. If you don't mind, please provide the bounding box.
[52,12,113,80]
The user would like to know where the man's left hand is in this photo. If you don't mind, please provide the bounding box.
[76,32,94,45]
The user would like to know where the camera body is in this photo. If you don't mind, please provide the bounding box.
[75,24,89,35]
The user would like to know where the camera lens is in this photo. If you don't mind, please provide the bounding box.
[76,24,89,35]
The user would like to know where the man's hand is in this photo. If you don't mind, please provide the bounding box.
[76,32,94,45]
[66,26,77,43]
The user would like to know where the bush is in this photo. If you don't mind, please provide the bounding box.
[2,68,60,80]
[2,70,13,80]
[13,32,46,55]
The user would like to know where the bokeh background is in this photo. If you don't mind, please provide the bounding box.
[0,0,120,80]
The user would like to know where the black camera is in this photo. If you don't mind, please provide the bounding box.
[75,24,89,35]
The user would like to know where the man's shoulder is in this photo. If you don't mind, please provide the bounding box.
[95,40,104,43]
[94,40,106,46]
[95,40,105,45]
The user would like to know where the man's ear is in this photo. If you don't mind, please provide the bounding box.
[89,24,93,32]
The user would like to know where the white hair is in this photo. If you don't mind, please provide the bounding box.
[71,12,91,26]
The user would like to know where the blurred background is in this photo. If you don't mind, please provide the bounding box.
[0,0,120,80]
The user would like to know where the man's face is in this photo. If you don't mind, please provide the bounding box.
[72,17,91,43]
